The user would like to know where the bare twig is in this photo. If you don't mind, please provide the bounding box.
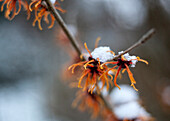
[44,0,155,117]
[44,0,82,56]
[113,28,156,60]
[44,0,113,111]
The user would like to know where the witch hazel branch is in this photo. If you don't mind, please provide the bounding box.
[0,0,156,120]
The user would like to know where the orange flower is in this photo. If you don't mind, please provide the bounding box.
[29,0,66,30]
[102,52,148,91]
[68,42,114,93]
[72,89,104,119]
[0,0,30,20]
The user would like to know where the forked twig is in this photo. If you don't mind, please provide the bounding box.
[44,0,156,61]
[113,28,155,60]
[44,0,156,115]
[44,0,113,111]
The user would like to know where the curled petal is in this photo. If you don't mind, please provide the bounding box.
[125,64,138,91]
[1,0,29,20]
[84,59,94,69]
[100,76,106,90]
[38,18,43,30]
[55,6,66,13]
[106,50,115,56]
[21,0,30,20]
[68,61,87,73]
[122,68,126,73]
[5,0,16,20]
[95,37,101,48]
[84,43,92,56]
[1,0,10,12]
[100,61,118,68]
[44,12,49,24]
[88,72,97,94]
[15,0,22,15]
[83,73,91,91]
[30,0,65,30]
[78,70,90,88]
[113,66,121,90]
[137,56,148,65]
[29,0,37,11]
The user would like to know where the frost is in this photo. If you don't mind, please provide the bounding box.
[118,51,138,67]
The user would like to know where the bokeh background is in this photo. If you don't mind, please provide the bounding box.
[0,0,170,121]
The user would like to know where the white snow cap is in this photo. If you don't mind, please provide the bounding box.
[118,51,138,67]
[110,85,151,119]
[110,85,139,104]
[91,46,114,62]
[114,101,151,119]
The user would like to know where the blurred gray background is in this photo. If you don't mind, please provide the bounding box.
[0,0,170,121]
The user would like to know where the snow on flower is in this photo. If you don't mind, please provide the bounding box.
[91,46,115,62]
[118,51,138,67]
[101,51,148,91]
[68,42,115,93]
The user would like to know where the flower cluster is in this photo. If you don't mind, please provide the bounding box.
[0,0,154,119]
[69,42,148,92]
[101,51,148,91]
[68,41,148,120]
[29,0,65,30]
[0,0,30,20]
[68,42,114,94]
[0,0,65,30]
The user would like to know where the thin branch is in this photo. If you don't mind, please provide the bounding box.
[113,28,156,60]
[44,0,155,117]
[44,0,82,56]
[44,0,113,111]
